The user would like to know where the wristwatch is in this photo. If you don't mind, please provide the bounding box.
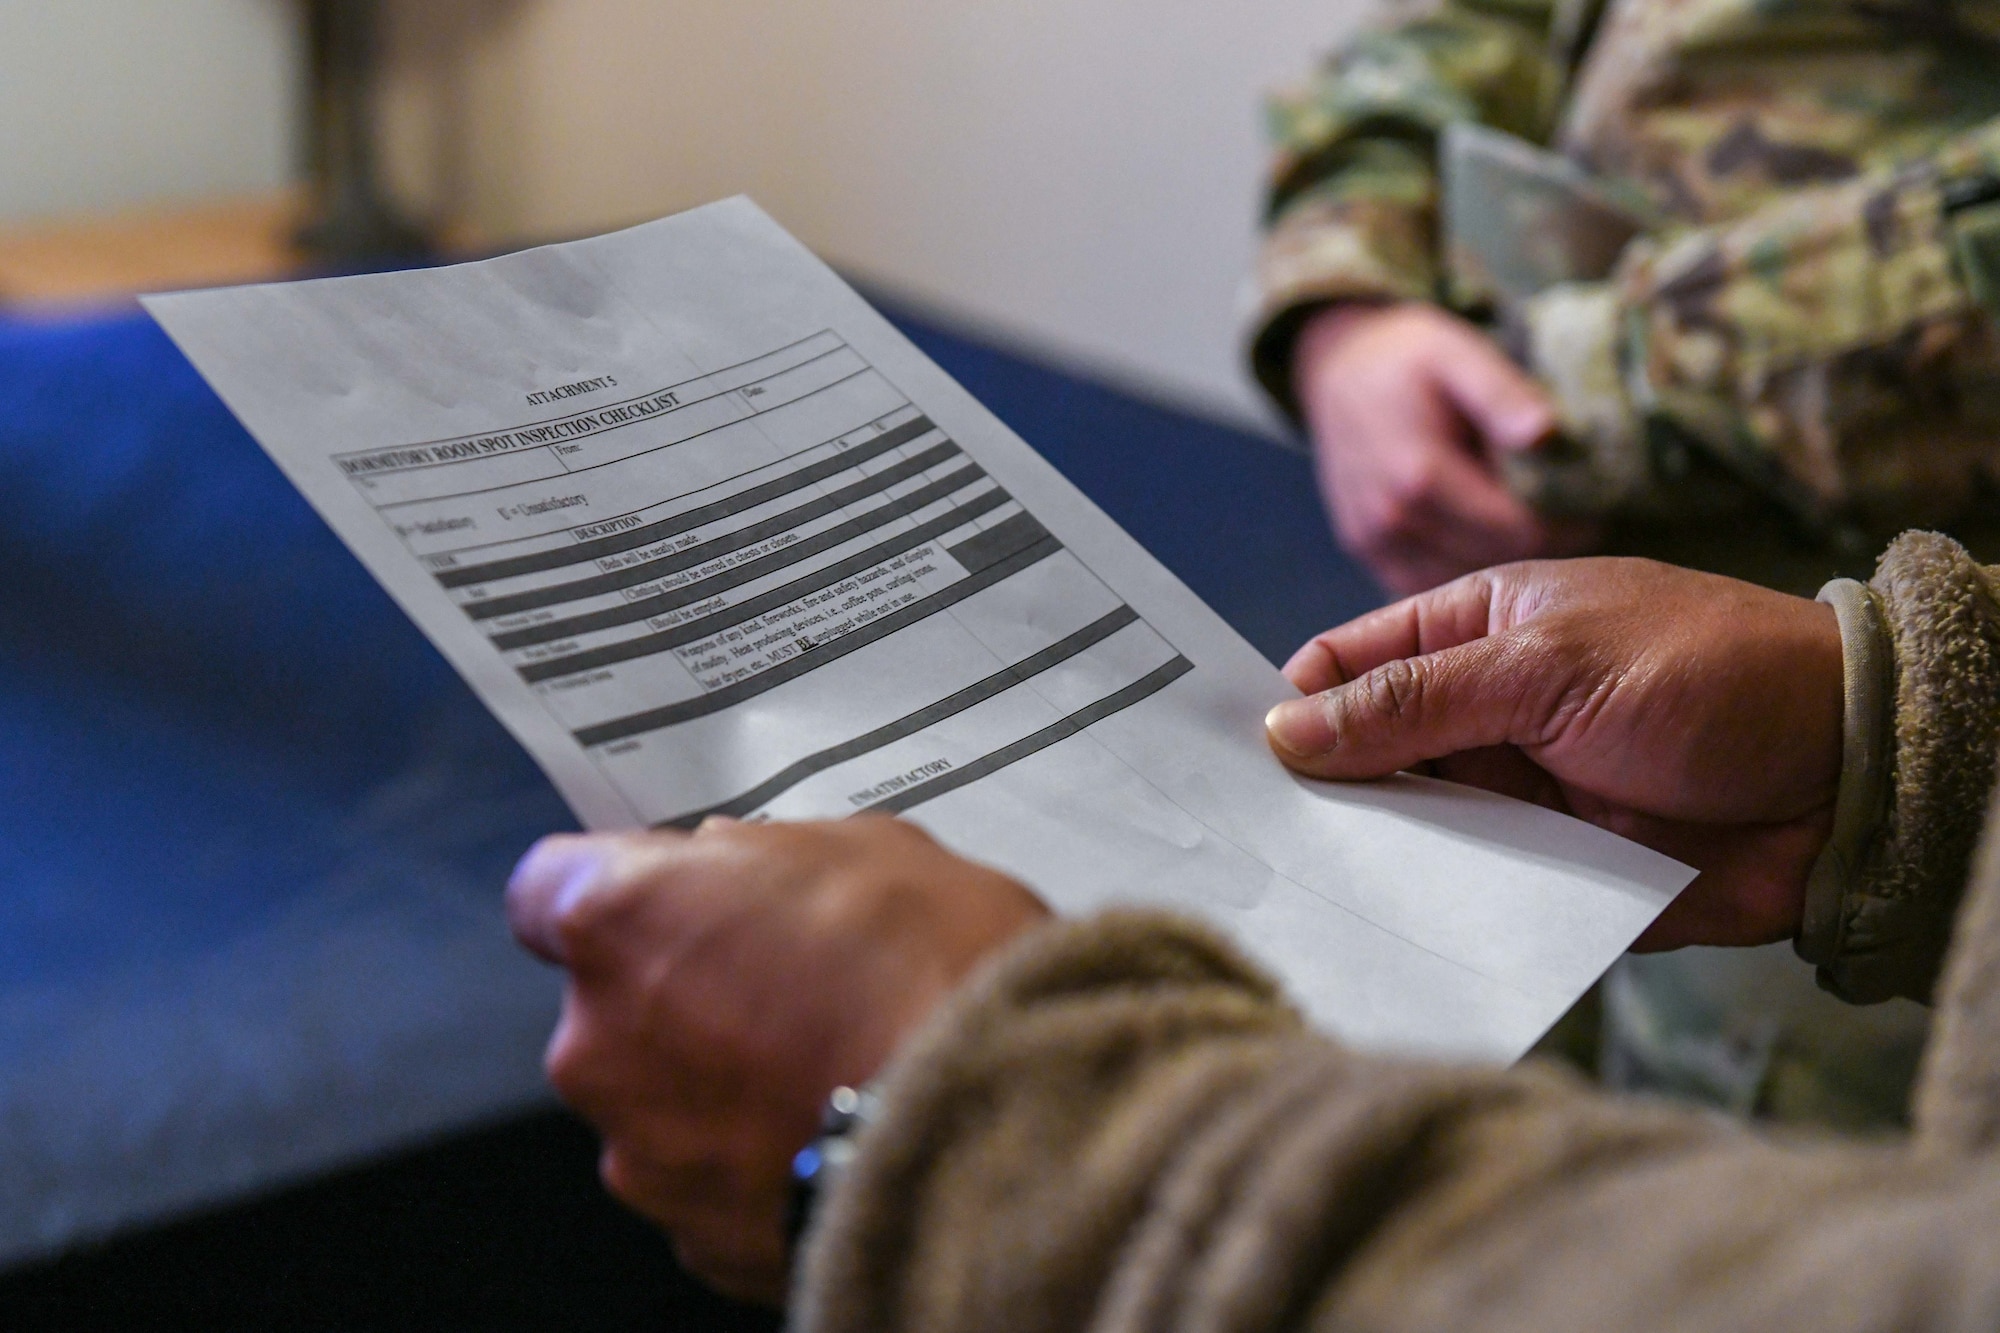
[787,1083,882,1251]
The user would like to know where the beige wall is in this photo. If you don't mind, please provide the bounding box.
[0,1,1367,422]
[0,1,298,226]
[382,0,1366,428]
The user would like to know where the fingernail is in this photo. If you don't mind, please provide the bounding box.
[506,837,610,964]
[1265,697,1336,758]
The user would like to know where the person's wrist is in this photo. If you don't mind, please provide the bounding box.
[827,864,1050,1081]
[1292,298,1398,389]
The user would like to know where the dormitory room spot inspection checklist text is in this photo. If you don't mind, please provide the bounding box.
[147,198,1692,1061]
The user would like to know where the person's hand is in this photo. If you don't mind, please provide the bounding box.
[1295,302,1599,595]
[1264,558,1845,950]
[505,816,1049,1304]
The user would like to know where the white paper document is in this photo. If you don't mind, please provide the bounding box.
[144,199,1691,1061]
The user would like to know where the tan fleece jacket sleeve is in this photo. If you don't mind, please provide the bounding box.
[1803,533,2000,1004]
[796,911,2000,1333]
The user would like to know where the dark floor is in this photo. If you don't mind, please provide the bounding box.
[0,1109,781,1332]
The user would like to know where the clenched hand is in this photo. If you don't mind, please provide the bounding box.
[506,816,1048,1304]
[1295,302,1597,595]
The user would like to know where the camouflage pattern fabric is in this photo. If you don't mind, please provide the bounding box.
[1254,0,2000,1132]
[1251,0,2000,534]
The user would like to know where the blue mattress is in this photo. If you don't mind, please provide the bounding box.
[0,301,1375,1268]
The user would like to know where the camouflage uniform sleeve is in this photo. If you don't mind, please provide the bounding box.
[1248,0,1566,422]
[1529,117,2000,524]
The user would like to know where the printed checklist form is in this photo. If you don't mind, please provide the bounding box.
[146,199,1691,1060]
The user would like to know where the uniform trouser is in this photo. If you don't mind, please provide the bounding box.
[1601,948,1930,1130]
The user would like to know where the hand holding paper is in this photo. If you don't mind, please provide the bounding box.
[505,815,1049,1303]
[1267,558,1844,950]
[145,198,1693,1061]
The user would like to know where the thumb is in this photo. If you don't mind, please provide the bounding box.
[1429,335,1555,456]
[1265,636,1530,779]
[507,832,665,970]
